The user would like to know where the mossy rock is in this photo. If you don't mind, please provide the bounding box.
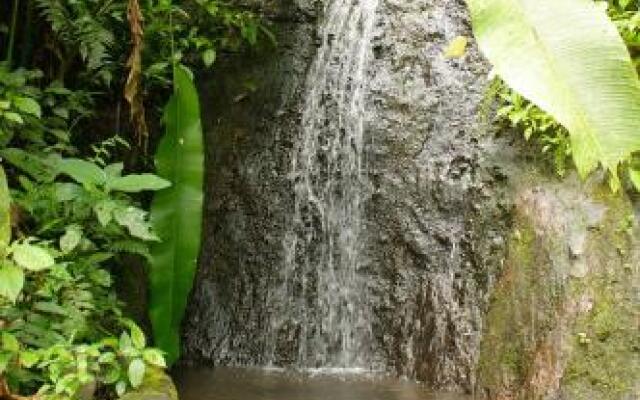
[477,175,640,400]
[120,368,178,400]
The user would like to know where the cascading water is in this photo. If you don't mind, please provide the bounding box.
[266,0,380,369]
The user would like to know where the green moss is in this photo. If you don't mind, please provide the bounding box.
[477,219,561,393]
[564,278,639,398]
[564,189,638,400]
[478,182,638,399]
[120,368,178,400]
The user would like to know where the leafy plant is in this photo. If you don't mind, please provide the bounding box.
[0,63,92,153]
[149,64,204,366]
[467,0,640,191]
[496,86,572,176]
[0,159,169,399]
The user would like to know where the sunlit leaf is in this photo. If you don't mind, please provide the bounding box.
[1,332,19,352]
[60,225,82,254]
[107,174,171,193]
[142,349,166,368]
[467,0,640,188]
[12,242,55,271]
[202,49,216,67]
[94,200,117,227]
[57,158,106,187]
[128,358,145,388]
[0,262,23,302]
[114,206,159,241]
[13,97,42,117]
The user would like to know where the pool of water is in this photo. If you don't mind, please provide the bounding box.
[174,368,472,400]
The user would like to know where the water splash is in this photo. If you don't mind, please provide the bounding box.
[267,0,380,369]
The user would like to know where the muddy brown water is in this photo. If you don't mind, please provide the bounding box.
[174,368,472,400]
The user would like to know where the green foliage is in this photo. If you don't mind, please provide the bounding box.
[0,63,92,152]
[0,0,267,395]
[0,157,169,398]
[35,0,123,85]
[468,0,640,191]
[496,85,572,177]
[0,79,169,398]
[142,0,273,86]
[149,64,204,366]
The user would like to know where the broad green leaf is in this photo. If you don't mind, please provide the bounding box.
[12,242,55,271]
[55,183,84,201]
[60,225,82,253]
[128,358,145,388]
[19,350,40,368]
[107,174,171,193]
[13,97,42,117]
[0,262,23,302]
[119,332,133,351]
[104,162,124,179]
[443,35,468,58]
[98,352,116,364]
[0,148,58,182]
[149,64,204,365]
[94,200,117,226]
[3,112,24,124]
[1,332,19,352]
[0,166,11,257]
[466,0,640,187]
[114,206,159,241]
[57,158,106,187]
[33,301,67,315]
[142,349,166,368]
[128,322,146,350]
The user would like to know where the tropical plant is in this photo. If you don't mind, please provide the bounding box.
[467,0,640,191]
[149,64,204,366]
[0,161,167,399]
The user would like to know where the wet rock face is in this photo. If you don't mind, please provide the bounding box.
[182,0,510,391]
[182,0,318,366]
[364,0,509,388]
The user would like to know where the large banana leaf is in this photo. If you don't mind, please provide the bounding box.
[467,0,640,187]
[149,64,204,365]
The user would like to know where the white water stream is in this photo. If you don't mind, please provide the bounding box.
[267,0,380,369]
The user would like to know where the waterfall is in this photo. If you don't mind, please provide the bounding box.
[267,0,380,369]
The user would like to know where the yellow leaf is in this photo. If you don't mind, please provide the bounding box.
[444,35,468,59]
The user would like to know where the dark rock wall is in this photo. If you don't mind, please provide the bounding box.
[183,0,511,391]
[364,0,509,388]
[182,1,318,366]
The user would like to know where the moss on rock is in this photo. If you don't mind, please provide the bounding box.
[477,176,639,400]
[120,368,178,400]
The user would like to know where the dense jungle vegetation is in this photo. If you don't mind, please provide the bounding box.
[0,0,270,399]
[0,0,638,399]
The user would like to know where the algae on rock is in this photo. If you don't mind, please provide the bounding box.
[477,174,640,400]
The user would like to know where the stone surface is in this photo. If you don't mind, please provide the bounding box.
[477,175,640,400]
[183,0,510,391]
[121,368,178,400]
[181,0,639,397]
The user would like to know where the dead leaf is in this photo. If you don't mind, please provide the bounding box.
[124,0,148,150]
